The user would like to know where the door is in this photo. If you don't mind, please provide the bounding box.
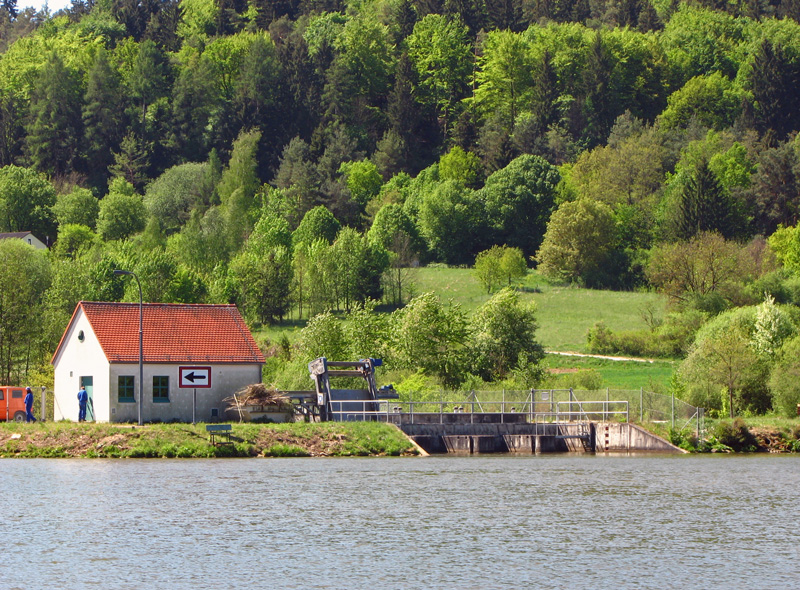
[11,389,25,422]
[80,376,94,422]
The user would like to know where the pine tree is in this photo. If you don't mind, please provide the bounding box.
[0,92,22,166]
[485,0,525,31]
[388,53,419,146]
[678,161,737,240]
[582,33,614,148]
[2,0,17,19]
[530,49,557,135]
[443,0,485,36]
[25,52,83,177]
[83,49,124,191]
[392,0,418,42]
[168,57,214,164]
[750,39,800,143]
[109,132,151,192]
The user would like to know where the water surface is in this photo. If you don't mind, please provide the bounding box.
[2,455,797,589]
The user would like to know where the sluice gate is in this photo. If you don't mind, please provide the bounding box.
[397,419,598,454]
[297,358,684,454]
[395,420,683,454]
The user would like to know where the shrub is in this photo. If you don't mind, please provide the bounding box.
[713,418,759,452]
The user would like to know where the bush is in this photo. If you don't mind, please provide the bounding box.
[713,418,759,452]
[669,428,697,451]
[586,311,704,359]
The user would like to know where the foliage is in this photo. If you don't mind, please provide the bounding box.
[587,309,706,359]
[768,336,800,417]
[0,238,51,384]
[468,288,545,382]
[144,162,212,232]
[52,187,99,229]
[0,164,56,241]
[712,418,759,452]
[480,154,560,259]
[473,245,527,293]
[679,306,778,416]
[97,183,147,241]
[646,232,753,308]
[535,198,617,285]
[392,292,470,388]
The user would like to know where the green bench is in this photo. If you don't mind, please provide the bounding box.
[206,424,233,445]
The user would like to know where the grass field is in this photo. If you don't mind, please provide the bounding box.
[413,266,666,352]
[543,354,675,391]
[256,266,674,390]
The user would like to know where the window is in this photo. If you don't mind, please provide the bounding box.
[153,376,169,403]
[12,389,22,398]
[118,376,135,403]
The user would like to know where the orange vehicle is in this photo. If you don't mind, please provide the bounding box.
[1,386,28,422]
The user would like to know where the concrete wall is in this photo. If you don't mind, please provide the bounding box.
[596,422,684,453]
[400,421,683,454]
[109,363,262,423]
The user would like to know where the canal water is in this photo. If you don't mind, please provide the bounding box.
[2,455,798,589]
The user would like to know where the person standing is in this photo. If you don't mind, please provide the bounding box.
[77,386,88,422]
[24,387,36,423]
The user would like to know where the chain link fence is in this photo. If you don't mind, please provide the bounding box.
[396,388,704,435]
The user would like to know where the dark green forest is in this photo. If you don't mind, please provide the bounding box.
[2,0,800,417]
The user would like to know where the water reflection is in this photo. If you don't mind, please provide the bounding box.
[2,455,798,589]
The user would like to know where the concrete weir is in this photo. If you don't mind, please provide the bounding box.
[395,418,683,454]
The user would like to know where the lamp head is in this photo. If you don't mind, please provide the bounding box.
[113,269,132,276]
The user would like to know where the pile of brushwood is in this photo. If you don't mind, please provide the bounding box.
[224,384,292,416]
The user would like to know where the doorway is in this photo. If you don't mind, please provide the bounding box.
[80,376,94,421]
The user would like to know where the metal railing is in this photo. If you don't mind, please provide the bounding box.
[324,397,629,425]
[319,388,703,436]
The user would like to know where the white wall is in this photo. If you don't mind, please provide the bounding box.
[52,309,110,421]
[109,363,262,423]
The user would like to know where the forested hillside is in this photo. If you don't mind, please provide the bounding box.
[2,0,800,417]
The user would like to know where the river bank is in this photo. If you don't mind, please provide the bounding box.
[0,421,418,458]
[2,419,798,457]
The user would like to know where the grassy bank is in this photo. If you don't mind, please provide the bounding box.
[260,267,665,354]
[646,414,800,453]
[543,354,675,391]
[0,422,418,458]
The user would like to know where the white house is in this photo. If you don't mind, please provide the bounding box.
[51,302,266,423]
[0,231,47,249]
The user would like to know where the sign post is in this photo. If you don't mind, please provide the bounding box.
[179,366,211,424]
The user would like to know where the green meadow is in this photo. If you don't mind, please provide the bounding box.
[259,267,673,390]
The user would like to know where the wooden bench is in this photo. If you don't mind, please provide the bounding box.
[206,424,233,445]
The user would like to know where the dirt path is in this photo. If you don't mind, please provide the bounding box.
[546,350,659,363]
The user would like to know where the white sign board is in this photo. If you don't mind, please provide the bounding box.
[179,366,211,388]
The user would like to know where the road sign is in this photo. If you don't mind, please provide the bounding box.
[179,366,211,388]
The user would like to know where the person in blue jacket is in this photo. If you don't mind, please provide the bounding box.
[77,386,88,422]
[24,387,36,422]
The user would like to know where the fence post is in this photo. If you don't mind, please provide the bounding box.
[671,390,675,430]
[640,387,643,423]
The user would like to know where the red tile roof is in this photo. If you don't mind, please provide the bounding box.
[53,302,265,365]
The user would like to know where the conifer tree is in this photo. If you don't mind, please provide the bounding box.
[83,49,124,191]
[750,39,800,143]
[25,52,83,177]
[677,161,737,240]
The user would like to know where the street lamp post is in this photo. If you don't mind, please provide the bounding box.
[113,270,143,426]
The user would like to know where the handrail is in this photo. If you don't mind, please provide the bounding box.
[322,398,630,424]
